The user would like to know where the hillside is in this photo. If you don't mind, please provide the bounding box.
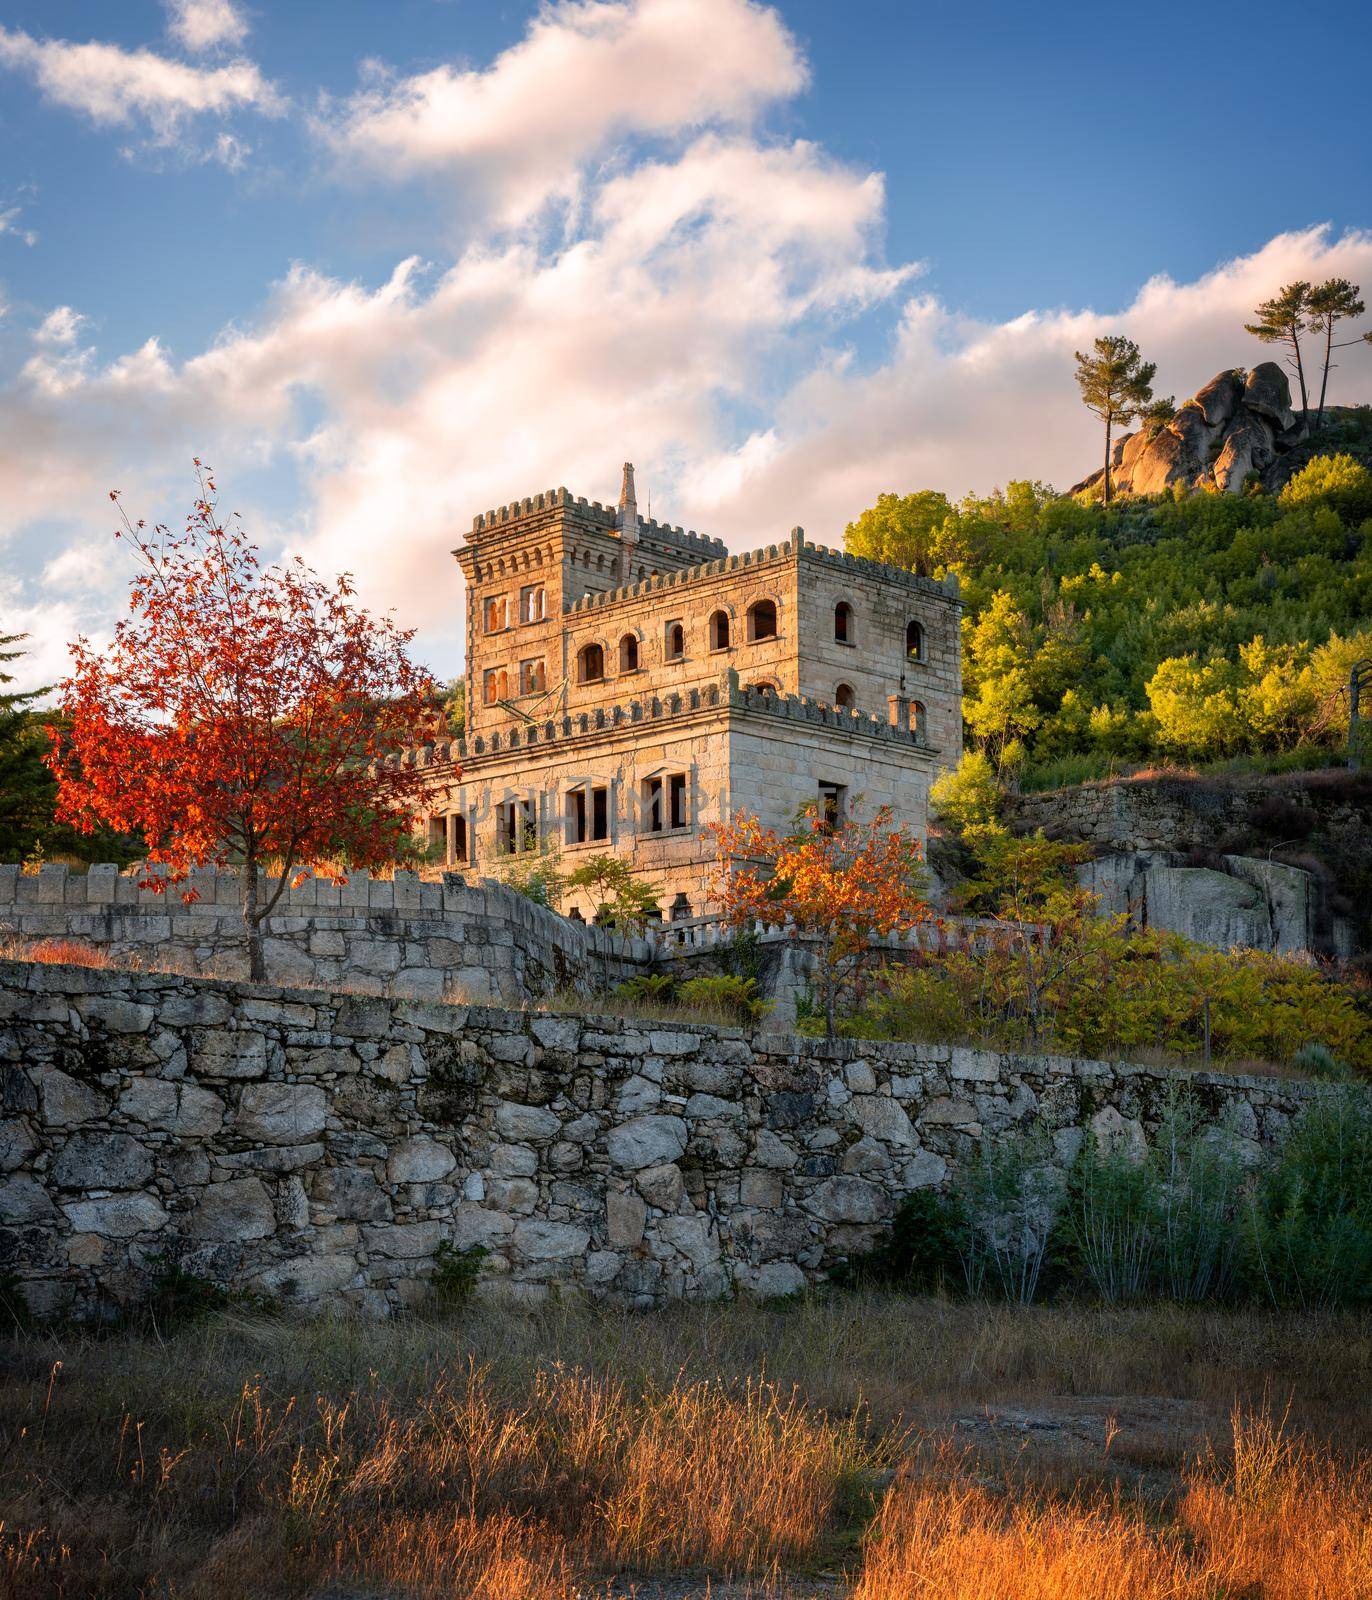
[845,410,1372,784]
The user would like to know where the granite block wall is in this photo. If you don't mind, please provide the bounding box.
[0,958,1322,1322]
[0,865,650,1004]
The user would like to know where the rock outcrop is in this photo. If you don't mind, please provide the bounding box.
[1072,362,1308,497]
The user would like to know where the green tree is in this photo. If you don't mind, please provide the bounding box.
[843,490,952,575]
[1245,281,1313,424]
[0,631,55,861]
[564,854,659,932]
[1305,278,1366,429]
[442,678,466,736]
[962,592,1043,760]
[1073,336,1158,503]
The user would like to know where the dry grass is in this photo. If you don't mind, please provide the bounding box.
[2,1296,1370,1598]
[0,937,113,969]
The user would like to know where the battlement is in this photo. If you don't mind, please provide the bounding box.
[467,486,726,559]
[561,529,959,618]
[799,540,961,603]
[565,537,798,616]
[399,672,931,773]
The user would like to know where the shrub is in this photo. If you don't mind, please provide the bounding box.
[1064,1091,1245,1304]
[1290,1041,1351,1080]
[613,973,678,1005]
[1279,452,1372,521]
[1066,1129,1158,1304]
[835,1187,965,1292]
[953,1123,1063,1303]
[429,1242,489,1311]
[1242,1087,1372,1309]
[675,974,770,1024]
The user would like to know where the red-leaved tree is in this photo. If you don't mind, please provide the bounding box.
[710,803,933,1038]
[47,464,439,980]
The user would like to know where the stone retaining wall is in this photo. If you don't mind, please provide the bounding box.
[0,958,1324,1321]
[0,865,650,1005]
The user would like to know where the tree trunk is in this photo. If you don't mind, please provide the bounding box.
[1316,319,1332,430]
[1102,414,1113,505]
[1291,329,1310,426]
[241,852,266,982]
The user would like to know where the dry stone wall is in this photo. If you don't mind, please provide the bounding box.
[0,958,1322,1321]
[0,865,650,1004]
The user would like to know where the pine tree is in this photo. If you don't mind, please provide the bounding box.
[1306,278,1367,430]
[0,631,58,862]
[1073,336,1158,504]
[1245,281,1313,425]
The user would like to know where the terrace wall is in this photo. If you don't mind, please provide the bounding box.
[0,958,1323,1321]
[0,865,650,1004]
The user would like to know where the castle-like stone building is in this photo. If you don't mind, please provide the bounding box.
[415,466,962,921]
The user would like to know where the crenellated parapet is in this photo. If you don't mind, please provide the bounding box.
[467,486,726,560]
[398,672,930,773]
[560,530,958,619]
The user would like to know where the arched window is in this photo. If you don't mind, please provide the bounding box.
[746,680,779,697]
[482,667,509,705]
[834,601,855,645]
[834,683,856,710]
[747,599,778,641]
[483,595,508,633]
[619,633,639,673]
[906,619,925,661]
[709,610,730,650]
[578,642,605,683]
[911,700,927,738]
[665,621,686,661]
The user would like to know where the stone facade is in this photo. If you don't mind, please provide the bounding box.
[414,466,962,919]
[1,957,1323,1321]
[0,864,650,1005]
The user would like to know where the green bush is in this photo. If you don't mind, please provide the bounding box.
[613,973,679,1005]
[1242,1088,1372,1309]
[429,1242,489,1311]
[1290,1041,1351,1081]
[953,1123,1064,1303]
[835,1187,965,1292]
[675,974,770,1024]
[1063,1092,1244,1304]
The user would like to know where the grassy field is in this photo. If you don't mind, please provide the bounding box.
[2,1295,1370,1598]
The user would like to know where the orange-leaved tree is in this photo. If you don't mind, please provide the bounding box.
[46,463,439,981]
[710,803,933,1038]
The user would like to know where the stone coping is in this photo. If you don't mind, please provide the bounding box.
[0,954,1330,1098]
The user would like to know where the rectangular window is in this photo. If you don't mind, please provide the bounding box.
[500,797,537,854]
[450,814,469,865]
[484,595,509,633]
[483,667,509,706]
[817,781,847,831]
[427,815,446,854]
[519,584,545,624]
[518,658,546,696]
[567,785,610,843]
[643,773,687,833]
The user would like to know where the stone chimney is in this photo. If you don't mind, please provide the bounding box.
[617,462,638,583]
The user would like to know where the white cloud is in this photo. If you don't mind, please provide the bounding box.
[323,0,807,220]
[165,0,250,53]
[0,205,38,247]
[2,0,1370,698]
[0,23,282,143]
[34,306,86,346]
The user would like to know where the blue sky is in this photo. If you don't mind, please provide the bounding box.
[2,0,1370,689]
